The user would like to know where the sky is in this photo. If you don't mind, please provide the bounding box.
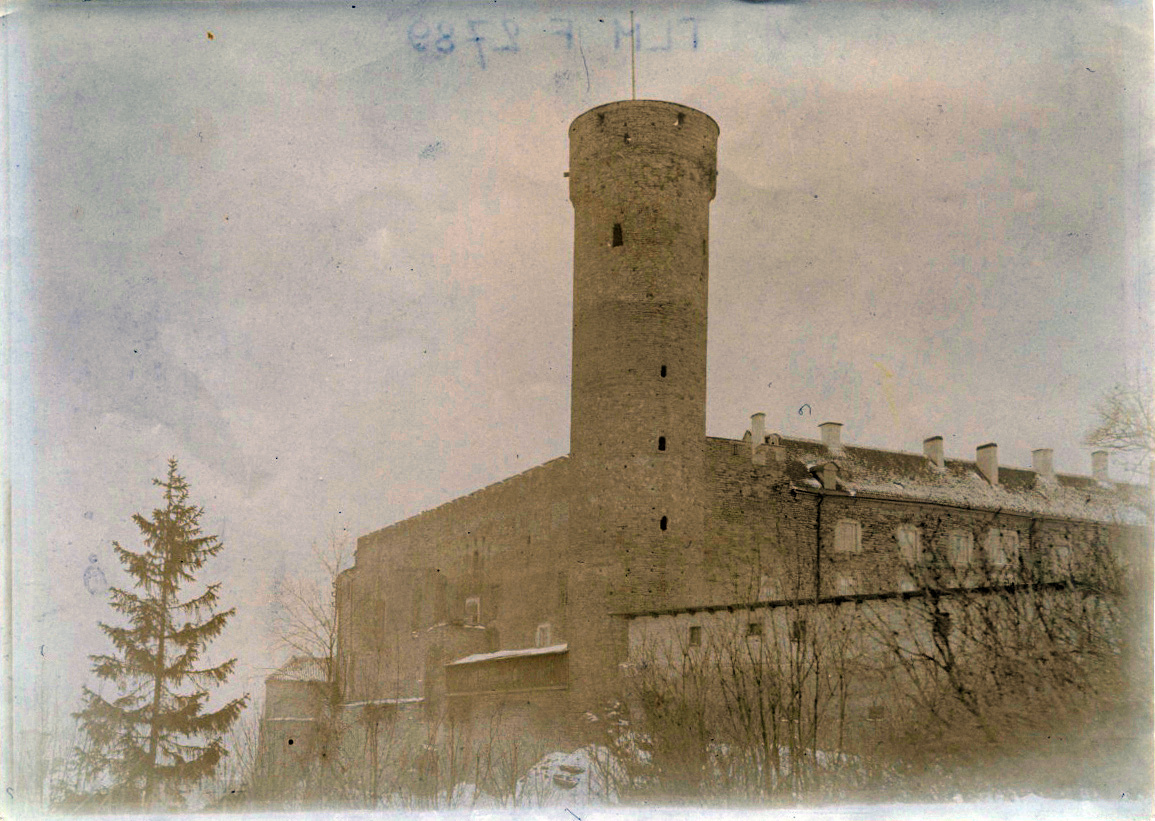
[4,0,1153,762]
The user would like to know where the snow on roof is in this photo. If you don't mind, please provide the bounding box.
[343,696,424,708]
[714,436,1151,527]
[268,655,330,682]
[447,643,568,666]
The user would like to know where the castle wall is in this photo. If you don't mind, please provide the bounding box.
[624,562,1148,763]
[338,458,572,705]
[696,437,1148,608]
[812,493,1115,596]
[696,438,821,607]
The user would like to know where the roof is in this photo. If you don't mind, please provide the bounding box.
[343,697,424,708]
[267,655,330,683]
[713,436,1151,526]
[447,643,569,667]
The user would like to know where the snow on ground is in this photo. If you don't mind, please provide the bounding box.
[43,796,1152,821]
[515,745,623,806]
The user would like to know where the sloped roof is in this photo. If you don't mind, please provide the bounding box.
[268,655,330,682]
[717,436,1151,526]
[447,643,568,667]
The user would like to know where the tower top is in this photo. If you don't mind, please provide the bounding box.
[569,100,719,136]
[568,101,719,203]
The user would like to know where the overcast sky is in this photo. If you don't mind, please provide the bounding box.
[6,0,1152,732]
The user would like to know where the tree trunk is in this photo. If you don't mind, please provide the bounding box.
[144,565,171,806]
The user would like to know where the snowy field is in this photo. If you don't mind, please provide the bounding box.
[29,798,1153,821]
[33,744,1150,820]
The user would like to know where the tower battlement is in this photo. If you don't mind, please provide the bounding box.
[568,100,719,202]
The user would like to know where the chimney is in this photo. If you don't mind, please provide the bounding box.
[976,443,998,485]
[751,413,766,453]
[819,422,843,452]
[1032,448,1055,483]
[1092,450,1109,482]
[923,436,944,470]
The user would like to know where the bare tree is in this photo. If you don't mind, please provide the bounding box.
[1086,375,1155,482]
[274,532,351,666]
[602,599,864,805]
[14,670,84,813]
[247,531,354,808]
[860,515,1144,797]
[206,697,265,808]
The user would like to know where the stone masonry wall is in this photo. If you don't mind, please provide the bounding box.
[338,458,572,705]
[566,101,719,715]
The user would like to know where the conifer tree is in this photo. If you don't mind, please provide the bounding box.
[68,458,248,809]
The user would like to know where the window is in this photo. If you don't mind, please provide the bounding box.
[658,436,666,451]
[834,519,862,554]
[676,112,685,127]
[790,618,808,643]
[1050,537,1073,575]
[660,365,667,377]
[758,574,780,600]
[867,705,886,721]
[535,623,552,648]
[612,222,623,246]
[933,611,953,640]
[660,516,668,531]
[747,621,763,638]
[985,529,1020,569]
[688,625,702,647]
[464,596,481,626]
[947,531,974,568]
[896,525,923,566]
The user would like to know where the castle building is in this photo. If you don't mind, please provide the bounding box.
[263,101,1150,769]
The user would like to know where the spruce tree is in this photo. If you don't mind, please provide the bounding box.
[70,458,248,809]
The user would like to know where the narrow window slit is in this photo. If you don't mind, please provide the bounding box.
[658,436,666,451]
[612,223,623,247]
[660,516,668,531]
[660,365,667,377]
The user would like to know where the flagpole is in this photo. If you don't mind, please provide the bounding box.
[630,10,636,100]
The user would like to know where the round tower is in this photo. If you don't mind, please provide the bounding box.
[566,100,718,643]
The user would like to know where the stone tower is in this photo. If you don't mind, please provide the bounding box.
[566,100,719,702]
